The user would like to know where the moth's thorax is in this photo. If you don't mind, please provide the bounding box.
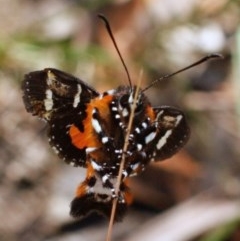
[70,85,156,177]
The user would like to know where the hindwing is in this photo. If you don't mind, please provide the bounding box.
[150,106,190,161]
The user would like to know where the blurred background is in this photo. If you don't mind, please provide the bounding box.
[0,0,239,240]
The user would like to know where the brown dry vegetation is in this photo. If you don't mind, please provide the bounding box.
[0,0,240,241]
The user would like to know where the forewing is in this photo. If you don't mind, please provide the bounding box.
[149,106,190,161]
[22,68,99,166]
[22,68,99,120]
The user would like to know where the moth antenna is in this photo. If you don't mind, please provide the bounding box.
[142,53,223,92]
[98,14,132,89]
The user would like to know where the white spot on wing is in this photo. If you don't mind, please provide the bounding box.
[91,160,102,171]
[47,70,55,85]
[145,132,156,144]
[73,84,82,108]
[156,130,172,150]
[122,170,128,177]
[156,110,164,120]
[92,118,102,133]
[86,147,97,153]
[175,114,183,126]
[135,127,140,133]
[122,108,129,117]
[102,174,109,183]
[128,93,133,104]
[101,137,109,144]
[44,89,53,111]
[69,161,76,166]
[107,89,115,95]
[52,146,59,154]
[131,162,140,171]
[137,144,142,151]
[142,122,147,129]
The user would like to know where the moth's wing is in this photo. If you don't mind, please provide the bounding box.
[70,162,132,221]
[148,106,190,161]
[22,68,99,120]
[22,68,99,166]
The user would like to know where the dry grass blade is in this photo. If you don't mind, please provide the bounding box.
[105,71,143,241]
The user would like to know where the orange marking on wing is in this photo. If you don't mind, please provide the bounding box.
[75,162,95,198]
[86,161,95,178]
[146,105,155,121]
[69,94,113,149]
[122,179,133,205]
[75,182,88,198]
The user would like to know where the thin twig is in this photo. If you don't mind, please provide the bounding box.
[106,71,143,241]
